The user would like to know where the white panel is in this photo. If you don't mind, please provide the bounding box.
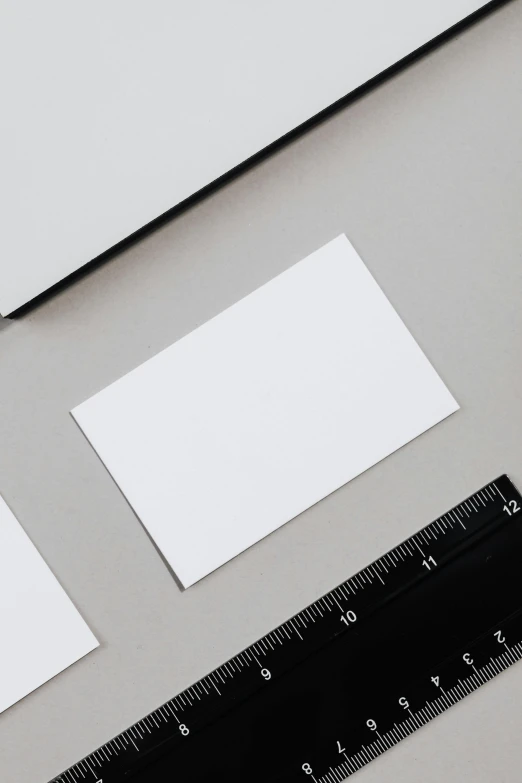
[0,495,98,713]
[0,1,489,314]
[72,236,459,587]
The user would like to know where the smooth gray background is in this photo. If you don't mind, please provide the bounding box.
[0,2,521,781]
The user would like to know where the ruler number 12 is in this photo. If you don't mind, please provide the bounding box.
[504,500,521,516]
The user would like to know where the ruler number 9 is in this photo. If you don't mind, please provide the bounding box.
[366,719,377,731]
[504,500,520,516]
[340,610,357,627]
[261,668,271,681]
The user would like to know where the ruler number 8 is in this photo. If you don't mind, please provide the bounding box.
[302,763,313,775]
[179,723,189,736]
[504,500,520,516]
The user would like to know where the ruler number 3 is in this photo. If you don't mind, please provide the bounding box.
[504,500,521,516]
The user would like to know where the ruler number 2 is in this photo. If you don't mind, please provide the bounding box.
[504,500,521,516]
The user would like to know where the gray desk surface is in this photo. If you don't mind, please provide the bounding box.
[1,3,521,781]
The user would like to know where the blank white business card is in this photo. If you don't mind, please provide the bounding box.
[73,236,458,587]
[0,494,98,714]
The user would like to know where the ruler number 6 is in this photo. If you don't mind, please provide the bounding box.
[504,500,520,516]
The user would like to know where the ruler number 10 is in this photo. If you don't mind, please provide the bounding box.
[504,500,521,516]
[340,610,357,627]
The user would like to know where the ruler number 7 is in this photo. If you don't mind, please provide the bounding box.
[504,500,521,516]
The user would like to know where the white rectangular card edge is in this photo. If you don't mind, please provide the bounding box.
[0,494,99,714]
[71,235,459,588]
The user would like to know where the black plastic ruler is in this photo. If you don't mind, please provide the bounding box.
[51,475,522,783]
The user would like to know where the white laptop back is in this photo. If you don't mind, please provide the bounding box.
[0,0,490,314]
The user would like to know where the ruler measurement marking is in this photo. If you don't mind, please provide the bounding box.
[370,564,385,585]
[314,603,325,618]
[419,530,430,545]
[449,509,465,529]
[378,558,389,573]
[52,477,522,783]
[289,618,304,640]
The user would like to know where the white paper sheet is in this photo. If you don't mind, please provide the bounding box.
[0,0,491,314]
[0,495,98,714]
[72,236,458,587]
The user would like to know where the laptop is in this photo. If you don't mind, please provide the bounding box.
[0,0,496,315]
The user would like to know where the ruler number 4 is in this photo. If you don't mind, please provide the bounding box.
[504,500,521,516]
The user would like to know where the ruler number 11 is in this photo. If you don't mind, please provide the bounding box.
[422,556,437,571]
[504,500,521,516]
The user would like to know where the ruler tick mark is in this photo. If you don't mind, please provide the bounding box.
[493,482,507,502]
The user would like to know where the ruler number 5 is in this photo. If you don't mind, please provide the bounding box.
[504,500,521,516]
